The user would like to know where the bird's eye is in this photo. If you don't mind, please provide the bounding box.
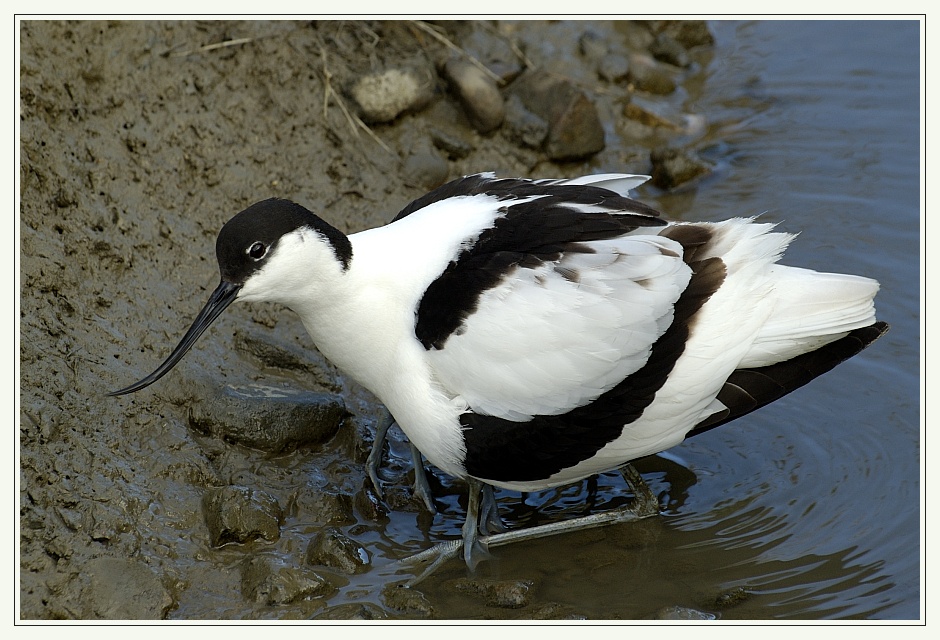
[248,242,267,260]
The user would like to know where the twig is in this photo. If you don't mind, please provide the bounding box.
[170,37,254,57]
[317,44,394,156]
[480,21,535,71]
[409,21,504,86]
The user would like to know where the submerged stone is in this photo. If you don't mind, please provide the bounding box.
[312,602,389,620]
[381,582,435,618]
[628,53,678,95]
[650,146,712,189]
[450,577,534,609]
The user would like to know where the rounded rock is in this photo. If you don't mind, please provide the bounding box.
[349,67,435,124]
[306,527,371,575]
[442,58,505,134]
[650,147,712,189]
[202,485,283,546]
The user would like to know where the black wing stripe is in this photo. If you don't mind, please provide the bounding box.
[391,174,663,222]
[415,190,666,351]
[461,247,727,484]
[689,321,890,436]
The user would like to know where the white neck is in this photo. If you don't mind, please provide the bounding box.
[244,202,503,476]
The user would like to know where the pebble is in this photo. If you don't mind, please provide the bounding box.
[650,32,691,68]
[650,146,712,189]
[442,58,505,134]
[503,93,549,149]
[598,53,631,83]
[349,67,435,124]
[510,70,605,161]
[240,556,335,605]
[578,30,609,61]
[653,604,718,620]
[312,602,388,620]
[628,53,678,95]
[354,484,390,521]
[713,586,752,608]
[306,527,371,574]
[402,148,450,191]
[429,126,474,160]
[623,101,682,131]
[382,583,435,618]
[202,485,283,546]
[450,577,534,609]
[290,487,355,525]
[651,20,715,49]
[459,28,525,84]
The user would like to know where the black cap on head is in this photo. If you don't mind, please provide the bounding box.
[216,198,352,284]
[109,198,352,397]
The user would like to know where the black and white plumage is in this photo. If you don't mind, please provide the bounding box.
[111,172,888,568]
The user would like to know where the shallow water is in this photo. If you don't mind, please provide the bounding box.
[377,20,922,619]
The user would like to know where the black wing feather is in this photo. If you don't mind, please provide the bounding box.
[411,176,667,350]
[689,321,890,436]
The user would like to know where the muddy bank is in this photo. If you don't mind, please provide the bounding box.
[20,20,719,619]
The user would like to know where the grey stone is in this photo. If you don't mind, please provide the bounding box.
[650,32,691,68]
[503,93,549,149]
[653,605,717,620]
[459,28,525,84]
[349,67,435,124]
[402,148,450,191]
[306,527,370,575]
[203,485,283,546]
[598,53,630,83]
[442,58,505,134]
[648,20,715,49]
[240,556,335,605]
[187,381,345,453]
[628,53,678,95]
[510,71,605,160]
[650,147,712,189]
[312,602,389,620]
[578,30,608,60]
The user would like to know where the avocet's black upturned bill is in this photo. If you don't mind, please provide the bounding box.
[111,173,888,572]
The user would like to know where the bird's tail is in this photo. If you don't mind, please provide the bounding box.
[682,217,888,434]
[740,264,881,368]
[691,320,889,435]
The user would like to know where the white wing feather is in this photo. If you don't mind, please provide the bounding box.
[427,232,691,420]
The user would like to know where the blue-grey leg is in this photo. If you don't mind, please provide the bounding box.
[480,483,507,534]
[397,463,659,586]
[620,463,659,517]
[461,478,490,570]
[366,407,436,513]
[409,441,436,513]
[366,408,394,498]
